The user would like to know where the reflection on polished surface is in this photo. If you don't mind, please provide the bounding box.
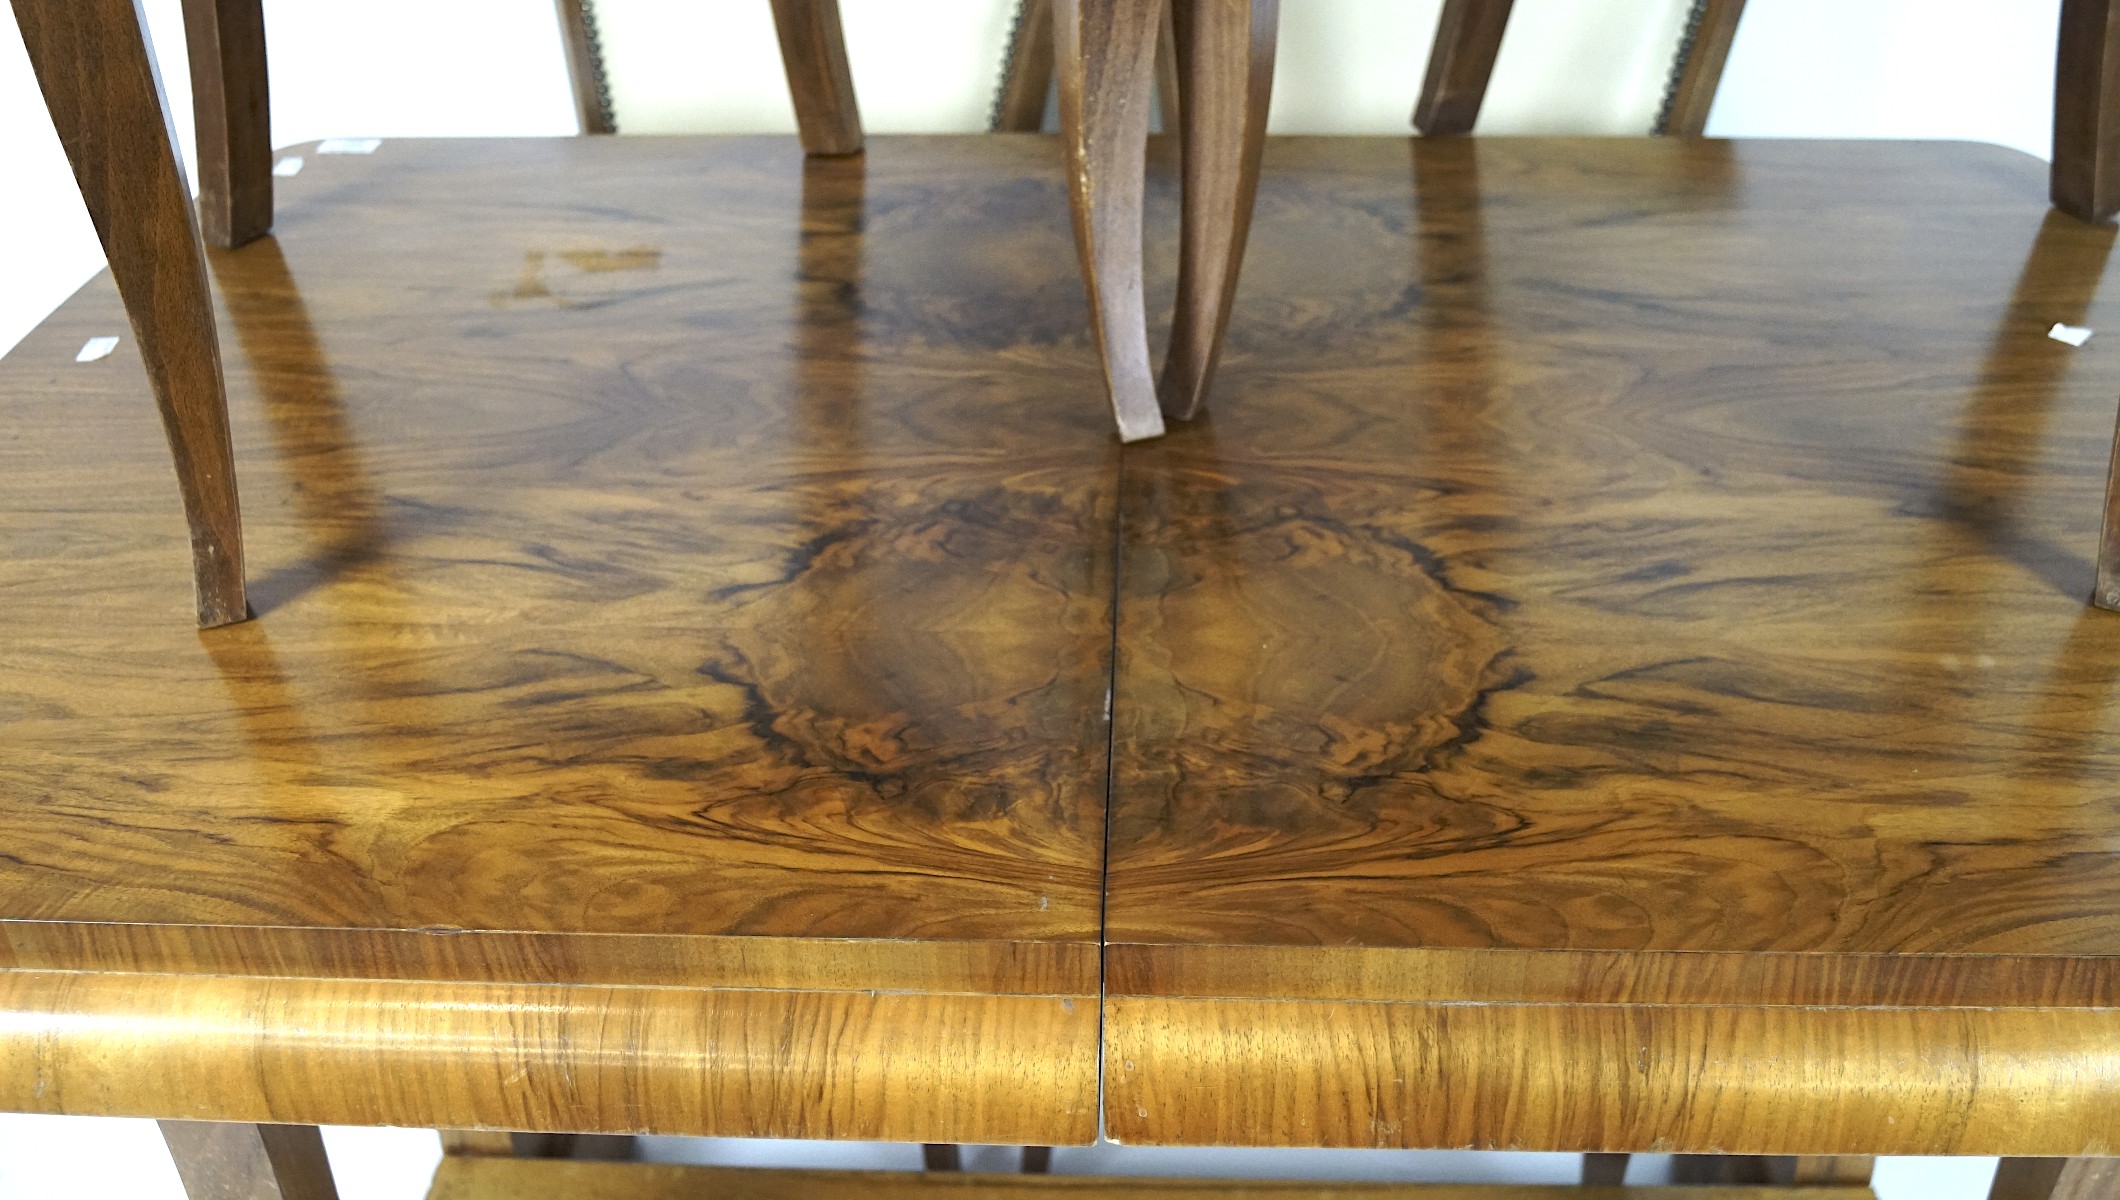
[1105,138,2120,1153]
[7,135,2120,1155]
[0,136,1112,1141]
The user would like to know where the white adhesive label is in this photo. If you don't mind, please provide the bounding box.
[316,138,381,155]
[272,156,305,177]
[75,336,119,363]
[2050,322,2094,347]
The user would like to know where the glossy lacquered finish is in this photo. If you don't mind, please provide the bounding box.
[1104,138,2120,1153]
[9,134,2120,1165]
[0,137,1111,1144]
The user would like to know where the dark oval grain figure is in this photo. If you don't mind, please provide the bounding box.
[1106,138,2120,1155]
[0,136,1114,1143]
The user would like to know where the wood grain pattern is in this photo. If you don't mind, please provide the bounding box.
[553,0,614,135]
[1055,0,1166,440]
[1105,996,2120,1153]
[1412,0,1514,136]
[0,969,1095,1142]
[420,1157,1874,1200]
[771,0,863,156]
[2054,0,2120,223]
[1657,0,1744,136]
[0,136,1113,1142]
[1158,0,1277,422]
[1993,1158,2120,1200]
[1106,138,2120,1151]
[12,0,248,626]
[181,0,273,247]
[160,1122,338,1200]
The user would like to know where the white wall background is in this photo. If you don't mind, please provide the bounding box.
[0,0,2063,358]
[0,2,2065,1197]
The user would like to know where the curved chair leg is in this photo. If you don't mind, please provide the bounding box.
[14,0,249,627]
[1055,0,1165,442]
[1412,0,1513,136]
[769,0,863,155]
[1158,0,1275,422]
[181,0,272,247]
[160,1122,337,1200]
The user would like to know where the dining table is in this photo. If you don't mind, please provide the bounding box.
[8,8,2120,1200]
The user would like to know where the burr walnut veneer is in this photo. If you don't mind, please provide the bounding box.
[4,134,2120,1182]
[0,137,1111,1145]
[1103,137,2120,1156]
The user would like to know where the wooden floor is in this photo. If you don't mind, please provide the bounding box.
[423,1158,1872,1200]
[2,133,2119,1154]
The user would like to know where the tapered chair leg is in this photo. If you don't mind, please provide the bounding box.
[1412,0,1514,136]
[1992,1158,2120,1199]
[1656,0,1745,136]
[2055,0,2120,223]
[995,0,1059,130]
[14,0,249,627]
[181,0,272,247]
[1158,0,1276,422]
[995,0,1180,135]
[554,0,615,133]
[769,0,863,155]
[160,1122,337,1200]
[1055,0,1166,441]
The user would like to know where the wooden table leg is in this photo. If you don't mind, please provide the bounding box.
[1412,0,1513,136]
[1158,0,1275,422]
[12,0,249,627]
[1580,1153,1629,1185]
[922,1144,963,1171]
[160,1122,337,1200]
[1055,0,1165,441]
[1994,1159,2120,1199]
[769,0,863,156]
[180,0,272,248]
[2056,0,2120,223]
